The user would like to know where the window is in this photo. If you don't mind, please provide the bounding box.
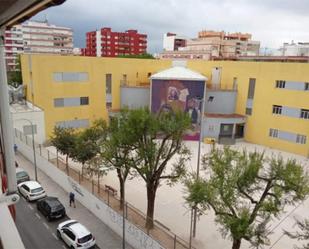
[300,109,309,119]
[23,125,37,135]
[275,80,286,88]
[245,108,252,115]
[106,102,112,109]
[247,78,256,99]
[208,96,214,102]
[296,134,307,144]
[272,105,282,115]
[56,119,89,128]
[106,74,112,94]
[54,97,89,107]
[53,72,88,82]
[80,97,89,105]
[269,128,278,138]
[305,82,309,91]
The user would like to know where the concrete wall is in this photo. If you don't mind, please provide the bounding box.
[121,87,150,109]
[15,137,165,249]
[11,109,46,144]
[204,90,237,114]
[202,117,246,139]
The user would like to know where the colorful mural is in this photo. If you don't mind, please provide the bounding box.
[151,79,205,140]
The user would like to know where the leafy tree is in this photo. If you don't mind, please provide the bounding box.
[117,53,155,59]
[50,127,76,174]
[122,108,191,229]
[184,147,309,249]
[72,120,107,178]
[285,219,309,249]
[100,113,136,209]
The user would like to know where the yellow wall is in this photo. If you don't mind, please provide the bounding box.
[188,60,309,157]
[20,54,171,139]
[21,55,309,157]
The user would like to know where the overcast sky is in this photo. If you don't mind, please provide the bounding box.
[32,0,309,53]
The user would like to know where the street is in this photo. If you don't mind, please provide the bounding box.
[16,153,131,249]
[16,196,68,249]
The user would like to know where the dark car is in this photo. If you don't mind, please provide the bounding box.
[16,168,30,184]
[37,197,66,221]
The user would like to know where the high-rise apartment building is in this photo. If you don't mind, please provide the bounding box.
[4,20,73,71]
[160,30,260,60]
[81,27,147,57]
[163,32,187,51]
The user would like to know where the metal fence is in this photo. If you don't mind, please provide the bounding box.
[14,128,194,249]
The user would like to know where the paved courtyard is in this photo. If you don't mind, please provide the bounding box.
[48,142,309,249]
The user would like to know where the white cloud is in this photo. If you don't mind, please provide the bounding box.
[33,0,309,52]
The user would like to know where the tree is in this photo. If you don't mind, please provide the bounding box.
[117,53,155,59]
[71,120,107,178]
[100,113,136,209]
[50,127,76,174]
[184,147,309,249]
[122,108,191,229]
[285,219,309,249]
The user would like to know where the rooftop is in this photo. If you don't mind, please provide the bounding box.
[10,101,43,113]
[150,66,207,81]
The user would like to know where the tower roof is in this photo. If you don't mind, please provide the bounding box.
[150,66,207,81]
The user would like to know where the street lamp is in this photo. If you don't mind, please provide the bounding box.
[15,118,38,181]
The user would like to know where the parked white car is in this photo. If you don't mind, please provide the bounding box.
[57,220,96,249]
[17,181,46,201]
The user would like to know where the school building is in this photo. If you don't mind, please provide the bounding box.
[20,54,309,157]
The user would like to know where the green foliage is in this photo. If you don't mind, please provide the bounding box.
[72,119,108,166]
[123,108,191,184]
[117,53,155,59]
[50,126,76,158]
[184,147,309,249]
[285,219,309,249]
[119,108,191,228]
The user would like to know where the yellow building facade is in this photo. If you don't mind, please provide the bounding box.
[21,55,309,157]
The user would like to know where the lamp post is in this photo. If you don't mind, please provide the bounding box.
[191,85,207,242]
[15,118,38,181]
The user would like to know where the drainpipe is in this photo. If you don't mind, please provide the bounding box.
[0,29,18,194]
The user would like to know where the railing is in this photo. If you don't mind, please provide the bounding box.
[14,128,195,249]
[206,83,237,91]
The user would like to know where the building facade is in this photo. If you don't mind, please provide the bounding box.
[280,41,309,56]
[163,32,187,51]
[4,20,73,71]
[20,55,309,157]
[160,30,260,60]
[81,28,147,57]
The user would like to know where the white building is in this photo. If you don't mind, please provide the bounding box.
[10,102,46,145]
[163,32,187,51]
[4,20,73,70]
[280,42,309,56]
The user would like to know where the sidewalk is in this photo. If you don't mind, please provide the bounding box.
[16,153,133,249]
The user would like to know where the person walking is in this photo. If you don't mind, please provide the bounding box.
[69,192,76,208]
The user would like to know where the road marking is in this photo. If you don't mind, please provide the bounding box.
[43,222,49,230]
[35,213,41,219]
[28,204,33,210]
[52,233,59,240]
[62,245,66,249]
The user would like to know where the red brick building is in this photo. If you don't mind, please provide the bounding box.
[81,28,147,57]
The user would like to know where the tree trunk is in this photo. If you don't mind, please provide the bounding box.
[65,155,69,175]
[116,168,125,210]
[232,238,241,249]
[146,184,157,229]
[81,163,84,180]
